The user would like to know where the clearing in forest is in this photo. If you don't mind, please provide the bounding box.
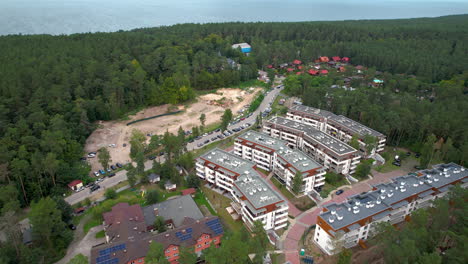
[84,87,262,172]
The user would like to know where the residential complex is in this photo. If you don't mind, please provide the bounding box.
[287,105,386,154]
[196,148,289,230]
[91,197,223,264]
[234,130,326,194]
[313,163,467,255]
[263,116,360,176]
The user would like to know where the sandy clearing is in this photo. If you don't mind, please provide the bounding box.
[84,87,262,173]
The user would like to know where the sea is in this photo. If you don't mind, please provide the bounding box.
[1,0,467,36]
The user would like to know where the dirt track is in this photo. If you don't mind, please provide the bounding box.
[84,88,261,173]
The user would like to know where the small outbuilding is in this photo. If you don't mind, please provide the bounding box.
[68,180,83,191]
[147,173,161,184]
[164,180,177,191]
[181,188,196,197]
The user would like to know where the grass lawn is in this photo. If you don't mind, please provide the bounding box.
[270,177,316,211]
[83,217,101,234]
[95,230,105,238]
[271,253,286,264]
[193,190,217,215]
[270,94,287,116]
[320,179,348,199]
[201,185,244,232]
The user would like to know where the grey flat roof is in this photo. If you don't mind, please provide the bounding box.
[237,130,286,151]
[143,195,204,228]
[290,105,334,119]
[266,116,357,156]
[198,148,286,209]
[198,148,255,175]
[328,115,384,138]
[289,105,384,138]
[277,148,322,173]
[320,163,467,230]
[234,172,285,210]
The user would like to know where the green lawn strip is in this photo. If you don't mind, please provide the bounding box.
[201,186,243,232]
[320,179,348,199]
[192,137,235,157]
[95,230,105,238]
[270,177,315,211]
[193,190,217,215]
[83,218,102,234]
[271,253,286,264]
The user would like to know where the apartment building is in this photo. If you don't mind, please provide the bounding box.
[196,148,289,230]
[314,163,468,255]
[234,131,326,194]
[263,117,360,175]
[287,105,386,154]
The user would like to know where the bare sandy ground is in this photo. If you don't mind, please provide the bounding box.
[84,87,261,172]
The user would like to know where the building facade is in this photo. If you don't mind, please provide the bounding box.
[313,163,468,255]
[234,131,326,194]
[287,105,386,154]
[196,148,289,230]
[263,117,360,176]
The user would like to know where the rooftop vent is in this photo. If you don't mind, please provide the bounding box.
[329,216,335,223]
[331,210,336,215]
[337,215,343,221]
[400,187,406,192]
[387,192,394,198]
[353,208,360,214]
[434,177,439,182]
[376,199,381,204]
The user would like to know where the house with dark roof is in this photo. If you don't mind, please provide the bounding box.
[91,216,223,264]
[147,173,160,184]
[142,195,204,231]
[165,180,177,191]
[92,201,223,264]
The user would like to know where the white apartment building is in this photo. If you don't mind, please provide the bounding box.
[287,105,386,154]
[263,117,360,176]
[195,148,289,231]
[235,131,326,195]
[314,163,468,255]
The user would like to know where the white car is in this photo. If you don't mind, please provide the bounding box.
[108,144,116,148]
[87,153,96,158]
[93,171,99,177]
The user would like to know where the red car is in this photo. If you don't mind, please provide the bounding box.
[240,117,246,121]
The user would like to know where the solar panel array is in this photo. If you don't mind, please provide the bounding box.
[206,218,223,235]
[176,228,193,241]
[96,243,126,264]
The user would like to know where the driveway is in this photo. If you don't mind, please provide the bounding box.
[55,215,105,264]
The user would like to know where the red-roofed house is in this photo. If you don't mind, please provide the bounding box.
[319,56,329,62]
[320,69,329,75]
[338,66,346,72]
[181,188,196,196]
[332,56,341,61]
[68,180,83,191]
[287,68,294,72]
[296,71,303,75]
[308,69,319,75]
[298,65,303,70]
[267,64,273,69]
[293,59,302,65]
[342,57,350,62]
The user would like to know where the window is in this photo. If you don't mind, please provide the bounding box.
[205,241,210,245]
[318,226,321,231]
[166,250,171,253]
[213,239,217,242]
[173,247,177,251]
[205,235,209,238]
[197,244,202,248]
[138,260,143,263]
[316,238,318,242]
[317,232,320,237]
[174,253,179,257]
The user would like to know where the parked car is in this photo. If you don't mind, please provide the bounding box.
[159,152,165,156]
[108,173,116,178]
[195,136,202,140]
[335,190,344,195]
[204,140,210,144]
[215,128,221,132]
[392,161,401,167]
[116,163,123,168]
[99,169,106,175]
[106,168,112,172]
[148,156,156,160]
[93,171,99,177]
[87,153,96,158]
[414,165,423,170]
[96,177,104,183]
[68,224,76,230]
[110,165,117,170]
[197,143,203,147]
[415,153,421,158]
[188,139,194,143]
[90,185,101,192]
[240,117,246,121]
[406,152,411,156]
[203,133,208,137]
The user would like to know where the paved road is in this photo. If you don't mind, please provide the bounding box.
[65,160,153,205]
[66,84,284,205]
[187,84,284,151]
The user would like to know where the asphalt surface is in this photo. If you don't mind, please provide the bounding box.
[65,83,284,205]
